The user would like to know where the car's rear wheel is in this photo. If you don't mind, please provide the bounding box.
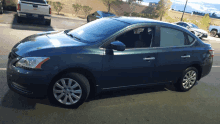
[48,73,90,108]
[174,67,198,92]
[45,19,51,26]
[210,30,217,37]
[17,16,22,23]
[218,34,220,38]
[0,7,3,14]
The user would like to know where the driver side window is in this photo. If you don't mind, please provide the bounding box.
[115,27,155,49]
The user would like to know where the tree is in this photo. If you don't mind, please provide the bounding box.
[156,0,172,21]
[72,3,82,16]
[142,6,159,19]
[102,0,122,12]
[212,12,217,17]
[200,13,211,30]
[82,6,92,18]
[53,2,63,15]
[128,0,137,16]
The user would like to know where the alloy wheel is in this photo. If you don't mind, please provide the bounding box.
[53,78,82,105]
[182,70,197,89]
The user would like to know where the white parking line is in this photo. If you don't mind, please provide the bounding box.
[0,66,220,71]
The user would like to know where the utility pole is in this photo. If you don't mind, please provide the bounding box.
[181,0,188,21]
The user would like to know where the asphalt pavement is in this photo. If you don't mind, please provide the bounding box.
[1,12,220,124]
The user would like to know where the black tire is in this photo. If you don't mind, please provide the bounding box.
[45,19,51,26]
[218,34,220,38]
[87,17,90,23]
[17,16,22,23]
[0,8,3,14]
[48,73,90,108]
[210,30,217,37]
[174,67,198,92]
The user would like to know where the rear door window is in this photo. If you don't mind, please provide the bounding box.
[160,27,185,47]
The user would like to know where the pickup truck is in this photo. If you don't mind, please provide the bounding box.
[209,25,220,37]
[16,0,51,25]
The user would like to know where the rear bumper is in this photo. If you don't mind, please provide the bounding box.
[201,57,213,79]
[17,12,51,20]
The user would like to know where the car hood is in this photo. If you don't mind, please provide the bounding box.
[191,28,208,34]
[12,30,88,57]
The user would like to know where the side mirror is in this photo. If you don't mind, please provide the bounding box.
[110,41,126,51]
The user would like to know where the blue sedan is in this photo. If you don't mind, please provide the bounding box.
[7,16,213,108]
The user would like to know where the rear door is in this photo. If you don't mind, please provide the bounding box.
[153,26,197,83]
[20,0,49,15]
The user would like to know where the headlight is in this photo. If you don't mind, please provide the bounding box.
[15,57,50,69]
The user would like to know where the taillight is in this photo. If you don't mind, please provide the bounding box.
[209,49,214,57]
[49,7,51,14]
[17,4,21,11]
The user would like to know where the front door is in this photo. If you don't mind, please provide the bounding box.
[100,27,157,89]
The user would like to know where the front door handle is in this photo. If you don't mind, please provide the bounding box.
[181,55,190,58]
[143,57,155,61]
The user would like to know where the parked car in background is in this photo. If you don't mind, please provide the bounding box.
[7,17,213,108]
[175,22,208,38]
[87,10,116,23]
[2,0,17,11]
[209,25,220,37]
[16,0,51,25]
[0,0,3,14]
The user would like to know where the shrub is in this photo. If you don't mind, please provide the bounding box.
[72,3,82,16]
[53,2,64,15]
[82,6,92,18]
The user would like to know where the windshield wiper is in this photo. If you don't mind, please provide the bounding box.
[64,29,81,41]
[67,33,81,41]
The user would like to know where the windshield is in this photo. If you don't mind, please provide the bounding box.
[21,0,46,4]
[68,18,129,43]
[190,23,199,29]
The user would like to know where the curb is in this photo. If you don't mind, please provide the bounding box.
[51,14,86,21]
[0,23,66,31]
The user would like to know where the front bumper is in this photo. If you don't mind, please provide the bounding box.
[7,54,54,98]
[17,12,51,20]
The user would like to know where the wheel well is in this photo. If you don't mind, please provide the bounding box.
[188,64,202,80]
[211,29,218,32]
[49,67,97,97]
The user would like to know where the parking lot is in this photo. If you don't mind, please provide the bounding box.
[1,11,220,124]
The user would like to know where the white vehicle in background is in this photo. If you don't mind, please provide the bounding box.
[16,0,51,25]
[209,25,220,38]
[175,22,208,39]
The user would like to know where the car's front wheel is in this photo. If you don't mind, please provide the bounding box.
[210,30,217,37]
[175,67,198,92]
[48,73,90,108]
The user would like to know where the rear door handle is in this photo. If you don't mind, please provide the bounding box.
[181,55,190,58]
[143,57,155,61]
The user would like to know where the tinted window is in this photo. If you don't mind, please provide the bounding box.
[101,12,116,17]
[160,27,185,47]
[69,18,129,43]
[190,23,199,29]
[21,0,46,4]
[177,23,183,26]
[187,35,195,44]
[93,12,99,16]
[115,27,155,49]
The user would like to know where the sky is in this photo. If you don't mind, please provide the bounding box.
[123,0,220,17]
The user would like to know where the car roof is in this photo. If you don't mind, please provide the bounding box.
[108,17,193,34]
